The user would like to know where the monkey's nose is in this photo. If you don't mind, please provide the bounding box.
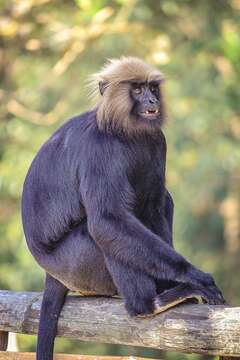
[149,98,159,105]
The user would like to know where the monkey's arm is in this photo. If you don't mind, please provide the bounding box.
[165,190,174,236]
[143,191,225,307]
[144,189,174,247]
[89,208,213,288]
[81,161,222,301]
[142,133,173,246]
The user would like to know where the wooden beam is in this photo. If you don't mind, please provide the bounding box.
[0,291,240,357]
[0,352,153,360]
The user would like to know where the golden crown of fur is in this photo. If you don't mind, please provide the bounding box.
[91,57,164,87]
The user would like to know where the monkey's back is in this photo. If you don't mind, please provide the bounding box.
[21,110,97,257]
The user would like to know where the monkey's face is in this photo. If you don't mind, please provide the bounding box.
[93,57,165,136]
[130,81,162,123]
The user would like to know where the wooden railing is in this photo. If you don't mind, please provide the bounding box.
[0,291,240,359]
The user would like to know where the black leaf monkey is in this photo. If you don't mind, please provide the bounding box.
[21,57,225,360]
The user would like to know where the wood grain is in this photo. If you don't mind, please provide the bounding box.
[0,352,155,360]
[0,291,240,357]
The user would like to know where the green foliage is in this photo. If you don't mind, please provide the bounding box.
[0,0,239,358]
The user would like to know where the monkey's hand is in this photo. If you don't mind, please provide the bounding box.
[177,266,225,305]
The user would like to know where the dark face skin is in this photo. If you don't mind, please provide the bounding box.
[130,81,161,121]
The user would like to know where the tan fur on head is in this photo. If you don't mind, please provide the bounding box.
[89,57,165,135]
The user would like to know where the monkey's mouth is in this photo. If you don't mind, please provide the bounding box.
[140,109,160,118]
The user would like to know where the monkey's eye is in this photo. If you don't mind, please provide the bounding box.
[132,83,142,94]
[150,84,159,93]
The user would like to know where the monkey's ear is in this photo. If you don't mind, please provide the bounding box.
[99,81,108,96]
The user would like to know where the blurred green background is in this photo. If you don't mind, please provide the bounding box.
[0,0,240,359]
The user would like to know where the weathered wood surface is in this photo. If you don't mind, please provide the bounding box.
[0,352,153,360]
[0,291,240,357]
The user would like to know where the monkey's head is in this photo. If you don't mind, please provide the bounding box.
[90,57,165,136]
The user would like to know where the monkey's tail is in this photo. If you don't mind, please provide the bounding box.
[37,273,68,360]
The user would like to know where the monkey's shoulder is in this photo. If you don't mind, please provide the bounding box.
[30,110,95,159]
[47,110,97,145]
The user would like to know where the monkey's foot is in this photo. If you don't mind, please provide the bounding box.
[154,293,204,314]
[153,284,206,315]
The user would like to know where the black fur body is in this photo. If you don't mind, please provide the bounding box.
[22,110,173,301]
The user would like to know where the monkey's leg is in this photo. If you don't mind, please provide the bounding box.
[37,273,68,360]
[105,257,157,316]
[36,222,117,297]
